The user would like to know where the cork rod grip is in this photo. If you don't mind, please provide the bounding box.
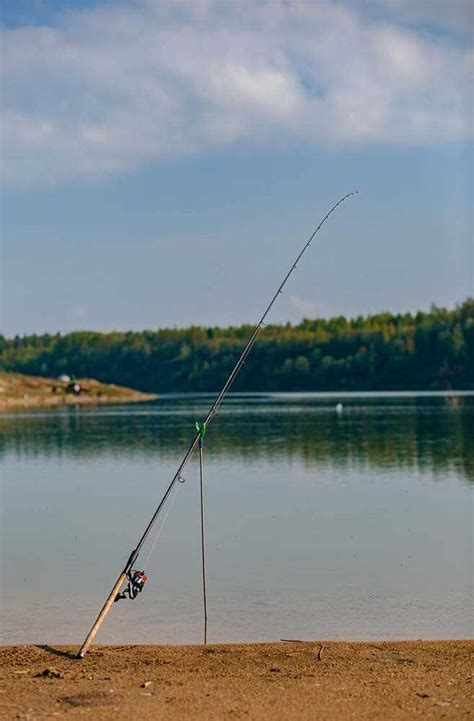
[77,572,127,659]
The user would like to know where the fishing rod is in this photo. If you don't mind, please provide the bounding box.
[77,190,358,659]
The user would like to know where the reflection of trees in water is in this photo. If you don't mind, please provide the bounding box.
[1,398,472,482]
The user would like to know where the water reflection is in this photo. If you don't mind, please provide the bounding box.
[1,392,472,644]
[1,393,472,482]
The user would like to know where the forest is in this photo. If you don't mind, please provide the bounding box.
[1,299,472,392]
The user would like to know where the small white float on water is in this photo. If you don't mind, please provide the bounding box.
[336,402,343,413]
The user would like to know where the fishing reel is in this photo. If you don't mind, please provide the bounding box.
[114,569,148,602]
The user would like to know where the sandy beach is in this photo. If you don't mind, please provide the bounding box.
[0,641,471,720]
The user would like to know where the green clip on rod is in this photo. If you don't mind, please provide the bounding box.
[77,191,358,659]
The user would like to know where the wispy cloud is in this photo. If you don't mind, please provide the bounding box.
[1,0,472,185]
[289,295,336,319]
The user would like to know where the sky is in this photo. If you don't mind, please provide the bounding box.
[1,0,473,336]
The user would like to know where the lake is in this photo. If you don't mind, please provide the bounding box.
[1,392,472,646]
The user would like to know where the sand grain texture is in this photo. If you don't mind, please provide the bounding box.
[0,641,472,720]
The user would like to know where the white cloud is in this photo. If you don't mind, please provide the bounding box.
[289,295,336,319]
[1,0,472,185]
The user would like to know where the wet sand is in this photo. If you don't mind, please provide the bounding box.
[0,641,472,720]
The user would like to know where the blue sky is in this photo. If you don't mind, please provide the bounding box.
[1,0,472,336]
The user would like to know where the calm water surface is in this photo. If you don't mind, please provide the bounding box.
[1,392,472,644]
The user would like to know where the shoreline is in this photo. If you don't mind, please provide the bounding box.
[0,391,157,412]
[0,371,157,412]
[1,640,472,720]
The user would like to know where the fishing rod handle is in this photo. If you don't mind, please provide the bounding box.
[76,571,127,659]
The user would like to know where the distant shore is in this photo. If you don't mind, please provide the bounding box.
[0,371,157,411]
[0,641,471,720]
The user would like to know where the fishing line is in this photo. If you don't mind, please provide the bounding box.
[142,480,181,569]
[137,193,358,555]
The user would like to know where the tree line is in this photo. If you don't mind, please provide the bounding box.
[1,299,472,392]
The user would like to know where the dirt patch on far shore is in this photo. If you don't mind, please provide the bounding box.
[0,371,156,411]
